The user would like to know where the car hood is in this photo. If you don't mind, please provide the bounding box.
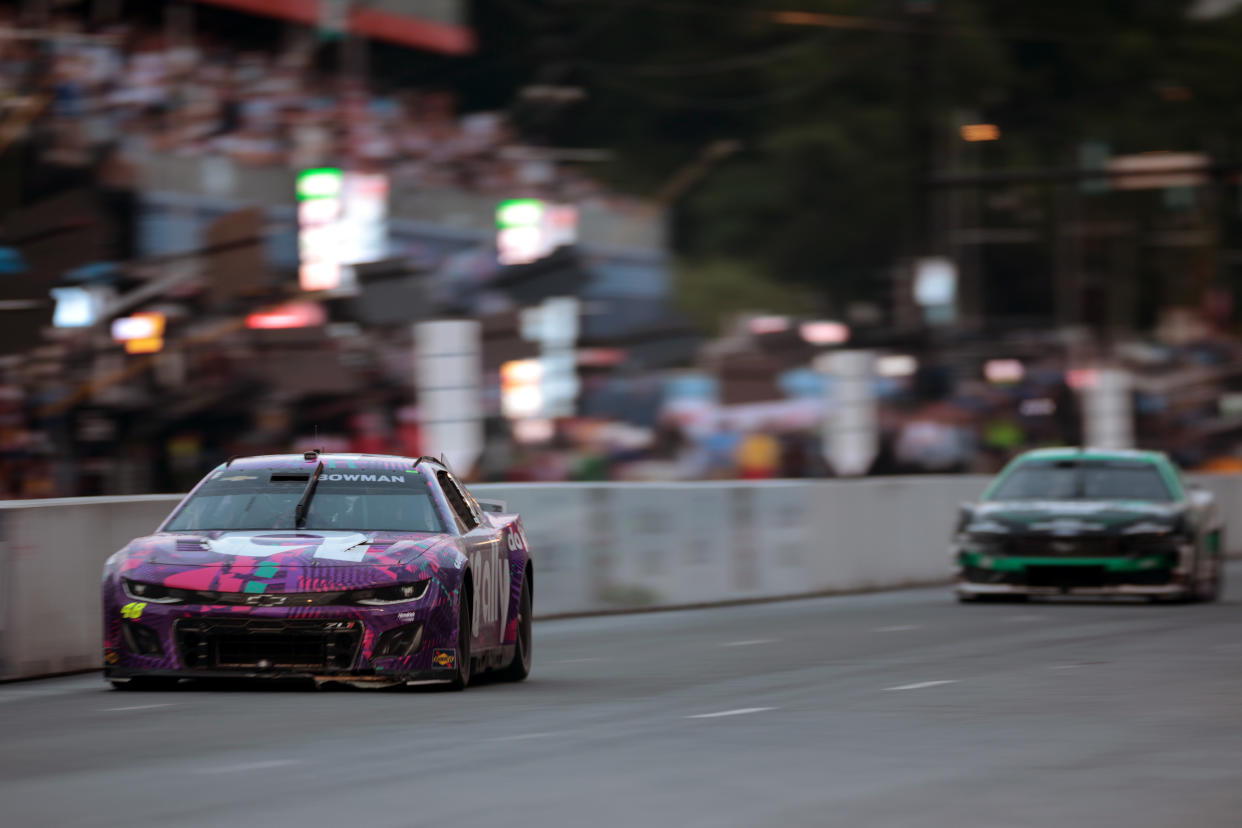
[113,531,456,594]
[126,530,448,568]
[967,500,1183,535]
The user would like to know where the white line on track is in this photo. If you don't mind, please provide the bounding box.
[883,680,959,692]
[874,625,921,632]
[720,639,777,647]
[102,703,177,712]
[490,732,558,742]
[197,760,299,774]
[686,707,775,720]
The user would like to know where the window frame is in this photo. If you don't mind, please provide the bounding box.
[436,470,481,532]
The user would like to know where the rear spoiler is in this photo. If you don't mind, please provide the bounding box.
[477,498,507,514]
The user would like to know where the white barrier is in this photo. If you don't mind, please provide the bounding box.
[0,496,182,681]
[2,475,1240,680]
[470,477,985,616]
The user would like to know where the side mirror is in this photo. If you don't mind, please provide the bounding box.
[477,498,507,514]
[955,502,974,534]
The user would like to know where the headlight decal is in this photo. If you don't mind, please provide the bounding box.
[121,577,432,607]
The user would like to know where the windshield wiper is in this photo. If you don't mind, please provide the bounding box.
[294,461,324,528]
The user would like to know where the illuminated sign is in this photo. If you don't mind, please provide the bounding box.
[799,320,850,345]
[876,354,918,378]
[340,173,389,264]
[298,168,344,292]
[246,302,327,330]
[112,312,165,354]
[496,199,578,265]
[52,287,107,328]
[497,199,544,228]
[500,359,544,419]
[914,257,957,307]
[297,168,344,201]
[984,359,1024,384]
[296,168,385,293]
[960,123,1000,142]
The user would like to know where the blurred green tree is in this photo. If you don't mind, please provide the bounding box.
[458,0,1242,316]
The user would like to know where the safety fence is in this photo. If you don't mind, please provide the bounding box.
[3,475,1241,680]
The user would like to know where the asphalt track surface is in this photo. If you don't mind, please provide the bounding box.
[4,567,1242,828]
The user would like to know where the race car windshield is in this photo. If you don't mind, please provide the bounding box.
[987,460,1173,502]
[165,469,445,532]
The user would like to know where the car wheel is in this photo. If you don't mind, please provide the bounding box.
[959,593,1027,604]
[448,589,472,691]
[501,575,532,682]
[1201,561,1223,603]
[1176,559,1202,604]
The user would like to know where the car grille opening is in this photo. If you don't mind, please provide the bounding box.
[962,567,1174,588]
[1006,537,1120,557]
[175,619,361,672]
[1026,565,1106,588]
[122,622,164,656]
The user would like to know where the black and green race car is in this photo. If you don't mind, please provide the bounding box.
[954,448,1224,602]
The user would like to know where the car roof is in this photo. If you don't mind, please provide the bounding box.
[220,453,449,473]
[1014,446,1169,465]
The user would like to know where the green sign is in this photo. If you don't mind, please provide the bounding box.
[297,168,343,201]
[496,198,545,229]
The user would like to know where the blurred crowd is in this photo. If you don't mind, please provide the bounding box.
[4,340,1242,497]
[5,10,603,202]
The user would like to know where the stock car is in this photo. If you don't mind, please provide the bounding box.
[102,452,532,690]
[954,447,1224,603]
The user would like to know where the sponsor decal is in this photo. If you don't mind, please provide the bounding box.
[505,526,528,553]
[470,538,513,638]
[397,611,418,621]
[104,649,119,664]
[120,601,147,620]
[208,532,368,561]
[320,473,407,483]
[432,649,456,669]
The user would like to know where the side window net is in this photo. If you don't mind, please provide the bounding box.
[438,471,479,530]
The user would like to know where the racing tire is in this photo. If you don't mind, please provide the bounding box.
[1200,562,1224,603]
[959,593,1028,604]
[500,575,532,682]
[448,589,472,691]
[109,677,179,691]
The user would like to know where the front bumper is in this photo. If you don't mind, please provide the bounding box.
[954,542,1193,599]
[103,592,459,684]
[955,580,1186,598]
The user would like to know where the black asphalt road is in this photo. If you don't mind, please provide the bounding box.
[4,568,1242,828]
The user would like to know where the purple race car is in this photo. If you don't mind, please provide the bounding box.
[102,452,532,691]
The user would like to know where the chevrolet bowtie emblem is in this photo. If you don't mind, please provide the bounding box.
[245,594,288,606]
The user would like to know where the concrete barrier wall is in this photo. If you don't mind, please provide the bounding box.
[2,475,1240,680]
[0,496,182,681]
[470,477,988,617]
